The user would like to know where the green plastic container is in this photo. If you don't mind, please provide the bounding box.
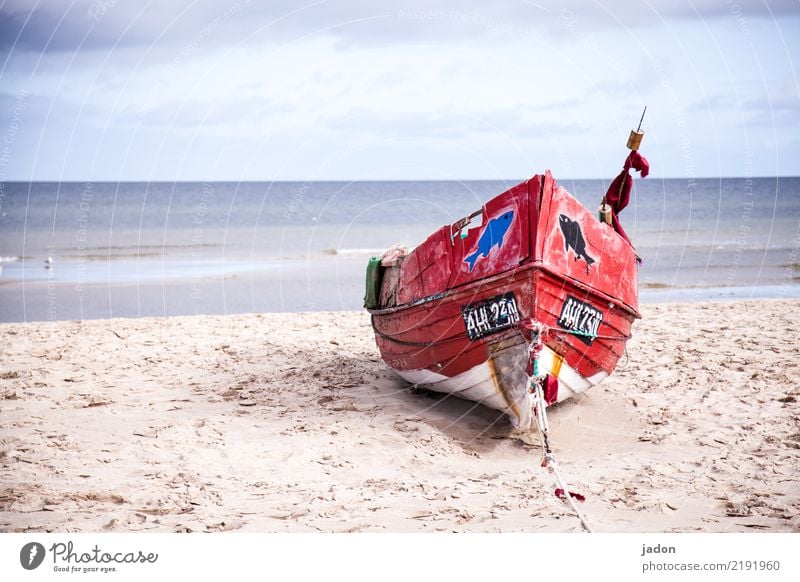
[364,256,383,309]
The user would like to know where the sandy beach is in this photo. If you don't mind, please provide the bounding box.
[1,299,798,533]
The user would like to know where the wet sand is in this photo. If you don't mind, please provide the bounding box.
[1,300,798,532]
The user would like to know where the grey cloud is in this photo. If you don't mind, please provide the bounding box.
[0,0,271,54]
[2,0,797,56]
[684,80,800,126]
[744,80,800,126]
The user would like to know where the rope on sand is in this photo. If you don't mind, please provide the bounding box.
[524,319,594,533]
[530,379,594,533]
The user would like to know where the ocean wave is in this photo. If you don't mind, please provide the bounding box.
[77,243,220,251]
[61,252,163,261]
[0,256,21,263]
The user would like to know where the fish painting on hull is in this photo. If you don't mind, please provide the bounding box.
[464,211,514,272]
[558,214,596,274]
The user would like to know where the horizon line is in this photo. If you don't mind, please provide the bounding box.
[3,175,798,184]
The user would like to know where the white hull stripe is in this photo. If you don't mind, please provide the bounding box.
[396,345,607,430]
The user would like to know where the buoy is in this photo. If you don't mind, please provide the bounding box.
[626,129,644,151]
[598,203,613,225]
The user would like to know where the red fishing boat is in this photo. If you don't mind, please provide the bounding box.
[365,126,649,431]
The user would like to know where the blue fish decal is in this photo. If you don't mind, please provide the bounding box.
[464,210,514,272]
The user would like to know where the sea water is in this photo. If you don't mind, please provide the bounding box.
[0,177,798,322]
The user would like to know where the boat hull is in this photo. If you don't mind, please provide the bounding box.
[371,266,632,428]
[368,171,639,430]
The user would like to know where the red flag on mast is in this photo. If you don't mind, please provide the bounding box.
[604,147,649,245]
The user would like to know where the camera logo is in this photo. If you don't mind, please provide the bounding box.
[20,542,46,570]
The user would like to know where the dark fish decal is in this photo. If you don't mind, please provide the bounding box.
[558,214,595,273]
[464,211,514,272]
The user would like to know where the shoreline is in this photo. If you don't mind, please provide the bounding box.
[0,257,799,323]
[1,299,798,533]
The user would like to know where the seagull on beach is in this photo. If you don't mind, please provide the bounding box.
[44,256,53,268]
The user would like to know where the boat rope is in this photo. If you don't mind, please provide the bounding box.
[525,320,594,533]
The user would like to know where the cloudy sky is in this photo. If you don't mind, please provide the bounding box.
[0,0,798,181]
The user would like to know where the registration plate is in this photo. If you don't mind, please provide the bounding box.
[557,294,604,346]
[462,292,521,341]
